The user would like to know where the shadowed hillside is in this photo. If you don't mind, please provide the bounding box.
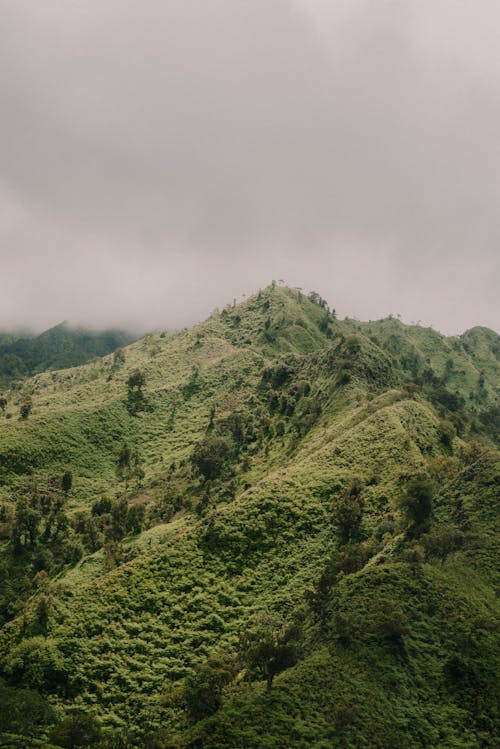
[0,322,137,386]
[0,285,498,748]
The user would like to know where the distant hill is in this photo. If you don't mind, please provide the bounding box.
[0,285,498,748]
[0,322,137,385]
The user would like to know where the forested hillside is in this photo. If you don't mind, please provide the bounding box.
[0,285,498,748]
[0,323,136,385]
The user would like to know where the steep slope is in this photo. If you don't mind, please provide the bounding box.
[0,286,498,748]
[346,317,499,443]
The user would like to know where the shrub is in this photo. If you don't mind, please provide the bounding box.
[20,396,33,419]
[191,435,232,481]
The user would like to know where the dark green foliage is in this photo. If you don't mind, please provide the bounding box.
[479,405,500,442]
[19,397,32,419]
[116,444,143,485]
[49,711,102,748]
[109,498,129,540]
[0,323,135,385]
[181,366,201,399]
[398,477,434,535]
[239,614,303,691]
[108,498,145,540]
[91,497,112,516]
[337,368,352,385]
[11,496,41,551]
[183,654,238,722]
[261,361,295,389]
[127,504,146,535]
[438,419,456,449]
[3,636,66,692]
[126,370,148,415]
[330,478,365,544]
[421,526,465,563]
[62,470,73,493]
[310,542,375,616]
[127,370,145,390]
[428,384,466,417]
[0,678,55,736]
[191,435,232,481]
[72,512,102,552]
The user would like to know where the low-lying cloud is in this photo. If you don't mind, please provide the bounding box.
[1,0,499,334]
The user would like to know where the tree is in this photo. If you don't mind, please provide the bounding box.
[181,365,201,399]
[110,498,129,540]
[20,396,33,419]
[116,444,143,486]
[12,496,41,552]
[126,369,147,415]
[4,635,66,692]
[50,710,102,748]
[127,503,145,535]
[103,540,125,571]
[0,678,55,736]
[399,477,434,535]
[439,419,456,449]
[127,369,145,390]
[275,420,285,439]
[113,348,126,366]
[61,471,73,493]
[331,478,364,544]
[0,396,7,413]
[207,404,216,431]
[183,654,238,722]
[35,593,52,633]
[239,614,302,691]
[421,527,464,564]
[191,435,232,481]
[91,496,112,516]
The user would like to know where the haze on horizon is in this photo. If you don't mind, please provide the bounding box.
[1,0,499,336]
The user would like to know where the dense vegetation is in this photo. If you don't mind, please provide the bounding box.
[0,285,498,748]
[0,322,136,385]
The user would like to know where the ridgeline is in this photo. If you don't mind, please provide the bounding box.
[0,285,498,748]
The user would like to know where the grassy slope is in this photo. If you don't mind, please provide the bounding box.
[0,286,498,747]
[347,317,498,411]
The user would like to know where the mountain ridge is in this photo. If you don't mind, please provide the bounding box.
[0,321,137,386]
[0,284,498,747]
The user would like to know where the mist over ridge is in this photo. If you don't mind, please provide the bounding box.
[1,1,499,334]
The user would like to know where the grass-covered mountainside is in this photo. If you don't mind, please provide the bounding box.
[0,322,136,386]
[0,285,498,748]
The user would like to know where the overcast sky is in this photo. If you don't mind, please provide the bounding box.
[1,0,499,335]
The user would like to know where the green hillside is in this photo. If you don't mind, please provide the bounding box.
[0,322,137,386]
[0,285,498,748]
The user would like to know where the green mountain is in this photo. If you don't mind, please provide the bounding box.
[0,322,137,385]
[0,285,498,748]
